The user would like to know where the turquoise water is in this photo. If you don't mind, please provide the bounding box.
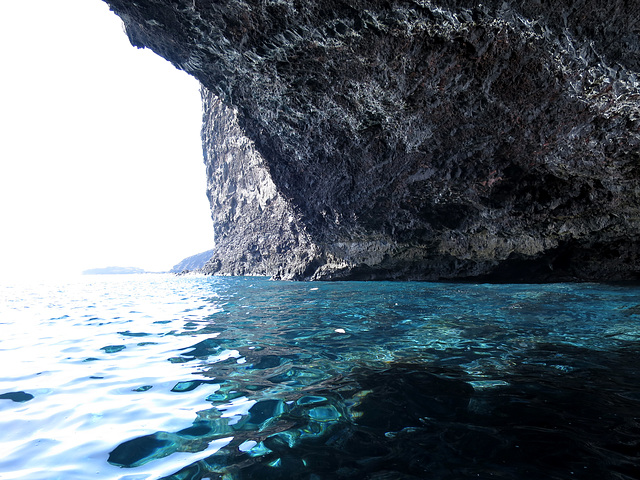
[1,274,640,479]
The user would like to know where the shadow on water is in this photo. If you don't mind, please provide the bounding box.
[108,341,640,480]
[0,391,34,403]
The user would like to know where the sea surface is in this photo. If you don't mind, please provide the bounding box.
[1,274,640,480]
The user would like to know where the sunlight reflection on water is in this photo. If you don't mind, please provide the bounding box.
[1,274,639,479]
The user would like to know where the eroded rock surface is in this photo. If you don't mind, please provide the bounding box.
[104,0,640,280]
[200,94,319,278]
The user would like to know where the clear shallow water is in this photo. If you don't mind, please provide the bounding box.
[1,274,640,479]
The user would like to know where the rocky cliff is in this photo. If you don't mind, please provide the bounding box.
[104,0,640,281]
[170,249,214,273]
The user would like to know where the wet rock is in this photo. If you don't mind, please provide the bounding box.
[103,0,640,281]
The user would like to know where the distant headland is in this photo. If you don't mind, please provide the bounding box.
[170,249,214,274]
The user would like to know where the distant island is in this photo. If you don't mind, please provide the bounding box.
[82,266,148,275]
[170,249,213,274]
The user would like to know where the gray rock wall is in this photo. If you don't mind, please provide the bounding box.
[200,91,318,278]
[104,0,640,281]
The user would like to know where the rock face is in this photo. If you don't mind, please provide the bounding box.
[200,95,320,278]
[104,0,640,281]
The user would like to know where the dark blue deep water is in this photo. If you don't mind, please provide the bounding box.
[1,274,640,479]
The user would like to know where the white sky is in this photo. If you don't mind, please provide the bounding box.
[0,0,214,277]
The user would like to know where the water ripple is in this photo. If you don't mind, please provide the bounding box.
[1,275,639,479]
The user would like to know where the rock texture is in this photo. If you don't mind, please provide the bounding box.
[104,0,640,281]
[200,94,320,278]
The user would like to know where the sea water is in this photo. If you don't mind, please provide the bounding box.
[1,274,639,480]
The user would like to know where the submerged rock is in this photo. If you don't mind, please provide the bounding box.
[103,0,640,281]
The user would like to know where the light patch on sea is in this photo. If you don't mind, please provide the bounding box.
[0,274,235,479]
[1,274,640,479]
